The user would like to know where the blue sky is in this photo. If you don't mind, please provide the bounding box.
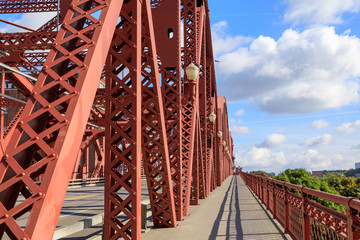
[209,0,360,173]
[1,1,360,174]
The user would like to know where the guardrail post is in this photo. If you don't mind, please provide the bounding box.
[260,177,263,200]
[302,189,311,240]
[346,198,356,240]
[284,185,289,234]
[266,180,270,210]
[272,182,277,219]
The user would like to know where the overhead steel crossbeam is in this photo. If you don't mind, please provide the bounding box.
[0,0,58,13]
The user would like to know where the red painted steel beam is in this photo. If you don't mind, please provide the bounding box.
[182,0,200,215]
[104,1,141,238]
[141,0,177,228]
[152,0,183,221]
[0,0,123,238]
[0,0,72,14]
[5,68,34,96]
[0,31,57,51]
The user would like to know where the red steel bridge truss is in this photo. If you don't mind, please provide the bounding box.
[0,0,235,239]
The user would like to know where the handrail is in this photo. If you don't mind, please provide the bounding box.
[238,170,360,240]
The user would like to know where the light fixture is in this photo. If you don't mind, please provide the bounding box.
[225,146,228,151]
[208,112,216,123]
[185,62,200,81]
[217,131,223,138]
[222,141,226,146]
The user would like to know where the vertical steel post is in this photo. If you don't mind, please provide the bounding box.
[284,185,289,234]
[301,190,311,240]
[104,0,141,238]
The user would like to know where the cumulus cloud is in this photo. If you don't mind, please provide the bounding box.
[283,0,360,25]
[311,120,329,129]
[301,134,332,147]
[212,21,253,56]
[238,147,288,169]
[257,133,288,148]
[237,147,351,172]
[0,12,57,32]
[213,24,360,114]
[230,126,250,135]
[292,149,333,170]
[335,120,360,134]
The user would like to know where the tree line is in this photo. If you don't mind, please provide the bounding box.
[251,168,360,212]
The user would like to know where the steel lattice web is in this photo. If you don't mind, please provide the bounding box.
[0,0,237,239]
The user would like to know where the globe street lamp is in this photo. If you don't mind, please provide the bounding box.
[185,62,199,99]
[208,112,216,123]
[217,131,223,138]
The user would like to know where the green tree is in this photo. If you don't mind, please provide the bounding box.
[274,168,344,212]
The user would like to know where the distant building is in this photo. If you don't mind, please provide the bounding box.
[356,162,360,169]
[311,170,346,178]
[312,171,323,178]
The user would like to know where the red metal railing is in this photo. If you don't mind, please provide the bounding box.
[239,171,360,240]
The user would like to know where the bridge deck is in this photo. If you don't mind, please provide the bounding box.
[142,175,291,240]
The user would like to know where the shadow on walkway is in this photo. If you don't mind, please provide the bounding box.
[209,175,290,240]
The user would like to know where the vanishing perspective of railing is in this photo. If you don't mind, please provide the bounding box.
[239,171,360,240]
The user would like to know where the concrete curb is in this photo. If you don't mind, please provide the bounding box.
[52,213,103,240]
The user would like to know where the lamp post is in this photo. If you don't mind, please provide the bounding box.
[208,112,216,124]
[185,62,199,99]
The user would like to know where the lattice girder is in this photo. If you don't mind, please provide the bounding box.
[0,0,123,238]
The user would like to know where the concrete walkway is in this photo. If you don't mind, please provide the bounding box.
[142,175,291,240]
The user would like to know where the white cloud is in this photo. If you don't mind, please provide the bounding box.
[237,147,288,169]
[230,126,250,135]
[213,24,360,114]
[212,21,253,57]
[257,133,288,148]
[301,134,332,147]
[283,0,360,25]
[0,12,57,32]
[292,149,333,170]
[235,109,244,116]
[335,120,360,134]
[236,146,353,172]
[311,119,329,129]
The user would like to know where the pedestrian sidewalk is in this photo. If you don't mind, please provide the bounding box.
[142,175,291,240]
